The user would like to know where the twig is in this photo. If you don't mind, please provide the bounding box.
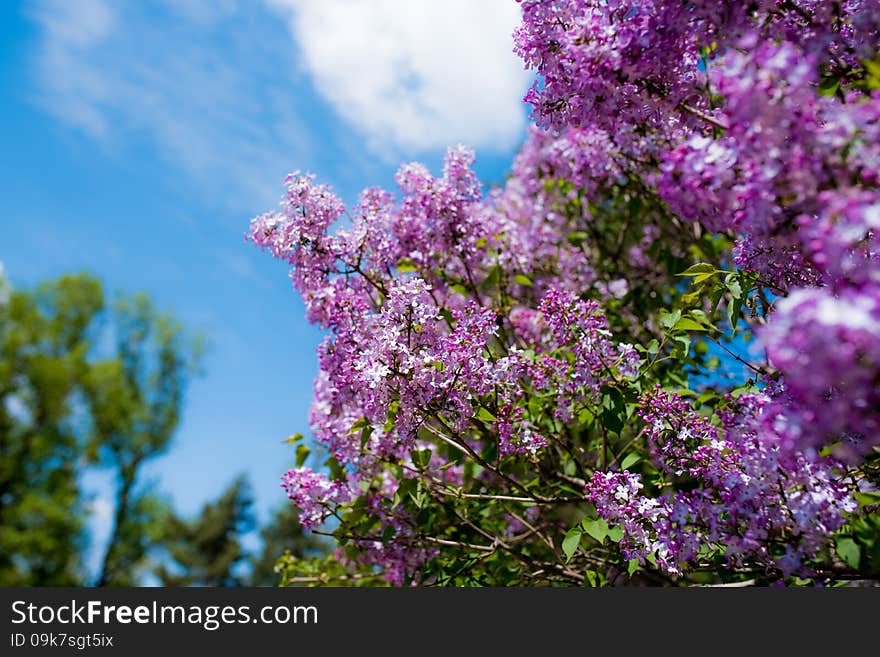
[679,103,728,131]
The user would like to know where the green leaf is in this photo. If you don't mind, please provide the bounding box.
[412,484,428,510]
[836,537,861,569]
[393,478,416,509]
[578,407,596,427]
[620,453,641,470]
[514,274,533,287]
[384,400,399,434]
[567,231,589,246]
[325,456,345,481]
[581,517,610,544]
[727,297,742,330]
[730,381,757,399]
[600,386,626,434]
[607,526,624,543]
[284,432,304,445]
[396,257,419,272]
[676,263,717,277]
[481,265,502,290]
[349,417,371,434]
[527,395,542,420]
[726,278,743,300]
[818,76,840,97]
[410,448,432,469]
[677,263,720,285]
[864,58,880,78]
[709,285,725,315]
[688,309,718,331]
[295,444,311,468]
[680,291,702,306]
[343,502,365,525]
[358,425,373,449]
[854,491,880,507]
[627,559,641,576]
[672,334,691,358]
[696,390,719,404]
[475,407,497,422]
[659,309,681,330]
[562,527,582,562]
[672,317,709,332]
[449,283,469,297]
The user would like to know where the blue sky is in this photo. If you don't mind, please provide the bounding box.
[0,0,531,574]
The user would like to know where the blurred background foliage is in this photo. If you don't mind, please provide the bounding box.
[0,270,328,586]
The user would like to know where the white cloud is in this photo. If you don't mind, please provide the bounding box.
[271,0,531,155]
[30,0,116,137]
[27,0,531,212]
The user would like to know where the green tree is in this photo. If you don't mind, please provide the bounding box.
[0,273,101,585]
[0,270,200,586]
[157,475,255,587]
[248,503,328,586]
[86,292,201,586]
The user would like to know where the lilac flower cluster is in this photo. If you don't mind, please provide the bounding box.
[518,0,880,462]
[281,467,355,531]
[249,146,642,583]
[586,470,679,573]
[529,289,640,421]
[514,0,731,140]
[760,287,880,462]
[515,1,879,137]
[658,39,880,291]
[588,388,855,576]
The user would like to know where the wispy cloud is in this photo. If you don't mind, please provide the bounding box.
[26,0,530,213]
[269,0,531,156]
[29,0,116,137]
[27,0,318,212]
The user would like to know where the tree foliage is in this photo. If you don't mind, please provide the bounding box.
[157,476,255,587]
[249,503,328,586]
[0,273,100,585]
[0,271,201,586]
[87,292,201,586]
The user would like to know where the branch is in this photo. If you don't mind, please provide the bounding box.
[679,103,728,131]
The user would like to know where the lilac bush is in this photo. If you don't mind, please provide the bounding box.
[249,1,880,586]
